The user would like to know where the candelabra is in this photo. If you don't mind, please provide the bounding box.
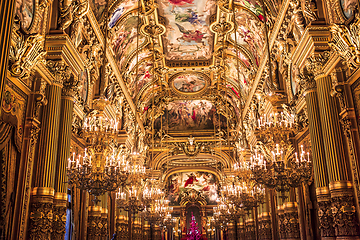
[116,186,146,213]
[67,98,128,204]
[67,148,129,204]
[250,145,312,199]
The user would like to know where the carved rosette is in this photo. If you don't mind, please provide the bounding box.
[317,200,336,237]
[28,202,53,239]
[331,195,360,236]
[52,205,67,240]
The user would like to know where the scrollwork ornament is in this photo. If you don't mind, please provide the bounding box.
[331,195,360,236]
[297,68,316,94]
[46,60,72,86]
[52,205,67,240]
[141,19,166,38]
[306,51,331,79]
[28,202,53,240]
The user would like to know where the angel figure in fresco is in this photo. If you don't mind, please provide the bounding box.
[175,9,205,26]
[184,173,198,188]
[169,178,180,202]
[167,0,195,12]
[175,23,208,45]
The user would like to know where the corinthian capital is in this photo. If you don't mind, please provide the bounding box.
[46,60,72,86]
[305,51,331,79]
[298,68,316,94]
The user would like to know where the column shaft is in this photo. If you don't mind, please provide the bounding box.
[34,84,62,188]
[305,90,329,188]
[316,75,359,238]
[316,76,348,182]
[28,84,62,239]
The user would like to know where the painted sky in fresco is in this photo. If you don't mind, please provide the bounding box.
[158,0,216,60]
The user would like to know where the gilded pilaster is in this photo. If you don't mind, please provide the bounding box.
[0,0,15,113]
[258,212,272,240]
[299,69,336,239]
[307,53,360,238]
[52,75,78,240]
[245,218,256,240]
[29,60,71,239]
[87,206,103,240]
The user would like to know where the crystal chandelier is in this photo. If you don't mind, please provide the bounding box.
[250,143,312,199]
[67,148,129,203]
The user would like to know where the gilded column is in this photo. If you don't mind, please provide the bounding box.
[52,76,77,239]
[28,61,70,239]
[0,0,15,111]
[299,68,335,238]
[87,206,103,240]
[307,53,360,238]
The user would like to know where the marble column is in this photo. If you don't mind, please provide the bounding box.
[300,69,336,239]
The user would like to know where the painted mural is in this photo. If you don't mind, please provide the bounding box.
[167,171,218,205]
[111,15,146,70]
[109,0,139,28]
[225,58,251,99]
[155,100,216,130]
[90,0,107,20]
[340,0,358,18]
[128,61,153,97]
[158,0,216,60]
[230,10,264,66]
[15,0,34,29]
[226,47,251,68]
[235,0,264,21]
[173,74,206,93]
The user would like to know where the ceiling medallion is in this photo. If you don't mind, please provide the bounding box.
[169,72,210,96]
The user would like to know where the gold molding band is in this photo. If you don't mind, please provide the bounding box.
[54,192,68,201]
[30,187,55,197]
[316,186,330,196]
[329,180,353,191]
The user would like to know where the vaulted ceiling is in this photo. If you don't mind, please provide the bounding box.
[89,0,279,172]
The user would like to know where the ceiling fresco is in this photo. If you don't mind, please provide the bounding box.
[90,0,107,20]
[128,61,153,98]
[155,100,216,131]
[108,0,139,28]
[157,0,216,60]
[171,73,207,93]
[225,57,251,99]
[234,0,264,21]
[15,0,34,29]
[230,9,264,66]
[110,14,146,70]
[167,171,218,205]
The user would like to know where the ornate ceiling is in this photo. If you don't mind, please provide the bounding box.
[87,0,280,175]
